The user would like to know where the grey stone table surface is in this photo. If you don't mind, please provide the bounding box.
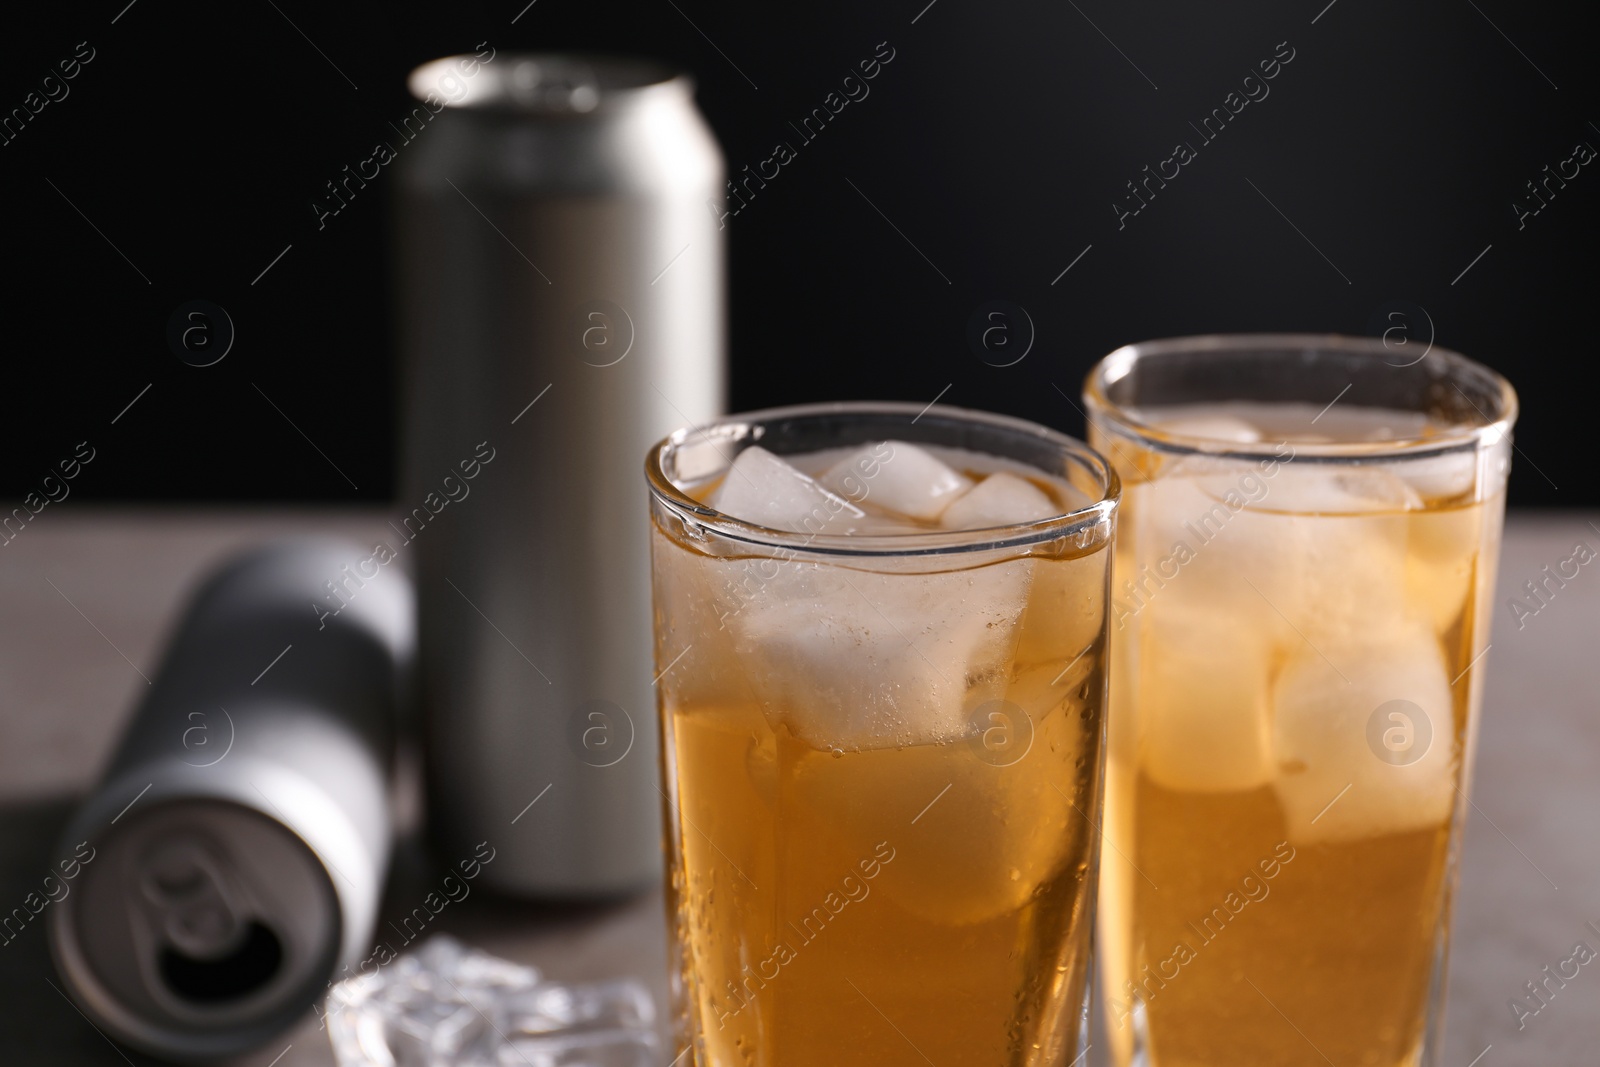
[0,508,1595,1066]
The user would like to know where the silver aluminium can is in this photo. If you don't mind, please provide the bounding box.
[396,53,725,895]
[47,542,410,1061]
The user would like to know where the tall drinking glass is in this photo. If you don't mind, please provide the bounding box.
[645,402,1119,1066]
[1083,335,1516,1067]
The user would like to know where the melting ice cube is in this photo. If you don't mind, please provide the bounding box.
[1271,622,1456,846]
[1405,504,1482,631]
[1388,451,1479,501]
[731,558,1033,750]
[702,446,1049,748]
[1136,605,1275,793]
[816,440,973,521]
[709,446,864,534]
[1247,464,1422,515]
[1132,462,1418,647]
[1152,412,1263,443]
[941,472,1059,530]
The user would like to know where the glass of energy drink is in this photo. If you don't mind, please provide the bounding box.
[1083,335,1516,1067]
[645,402,1119,1066]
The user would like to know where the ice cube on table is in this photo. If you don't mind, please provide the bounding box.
[1137,605,1275,793]
[941,472,1059,530]
[709,445,864,534]
[1271,623,1456,846]
[731,557,1034,750]
[817,440,973,521]
[325,935,658,1067]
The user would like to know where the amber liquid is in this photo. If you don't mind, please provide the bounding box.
[652,508,1110,1066]
[1093,407,1505,1067]
[1104,776,1453,1066]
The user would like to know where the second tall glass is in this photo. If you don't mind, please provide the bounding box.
[1085,335,1516,1067]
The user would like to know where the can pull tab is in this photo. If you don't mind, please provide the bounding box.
[510,58,601,112]
[140,836,244,958]
[138,835,283,1004]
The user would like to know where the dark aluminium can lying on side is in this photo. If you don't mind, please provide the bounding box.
[395,53,726,896]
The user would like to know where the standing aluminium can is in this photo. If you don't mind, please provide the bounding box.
[396,54,725,895]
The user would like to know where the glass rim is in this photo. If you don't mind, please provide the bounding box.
[1082,332,1519,463]
[644,400,1120,559]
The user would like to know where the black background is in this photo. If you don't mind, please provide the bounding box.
[1,0,1589,506]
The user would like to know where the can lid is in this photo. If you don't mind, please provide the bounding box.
[49,800,340,1061]
[408,52,685,114]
